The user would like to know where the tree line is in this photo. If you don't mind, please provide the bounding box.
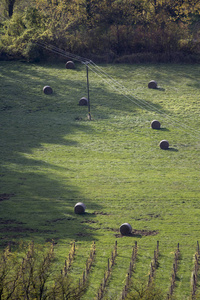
[0,0,200,62]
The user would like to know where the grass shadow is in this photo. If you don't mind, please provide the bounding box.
[0,61,103,248]
[156,87,165,91]
[168,147,179,152]
[159,127,170,131]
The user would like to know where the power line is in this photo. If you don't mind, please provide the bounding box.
[36,42,200,139]
[36,41,89,63]
[37,42,158,111]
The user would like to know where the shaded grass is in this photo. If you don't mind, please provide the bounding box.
[0,61,199,299]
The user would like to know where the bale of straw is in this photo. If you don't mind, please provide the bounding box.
[43,86,53,95]
[79,97,88,106]
[120,223,132,236]
[148,80,157,89]
[66,61,75,69]
[159,140,169,149]
[74,202,86,214]
[151,120,161,129]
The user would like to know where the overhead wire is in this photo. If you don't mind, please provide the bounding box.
[87,61,200,136]
[89,60,161,111]
[37,43,170,113]
[87,62,200,139]
[36,41,89,63]
[37,41,162,112]
[36,41,200,139]
[91,62,200,137]
[38,42,153,110]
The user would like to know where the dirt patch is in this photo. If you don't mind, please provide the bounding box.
[45,217,75,224]
[76,232,91,237]
[92,211,110,215]
[81,220,97,224]
[147,214,160,218]
[75,117,83,121]
[115,229,159,238]
[0,226,57,234]
[106,227,118,232]
[135,214,161,221]
[0,226,39,233]
[0,193,15,201]
[0,218,25,225]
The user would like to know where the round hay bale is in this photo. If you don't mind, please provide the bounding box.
[79,97,88,106]
[66,61,75,69]
[74,202,86,214]
[148,80,157,89]
[120,223,132,236]
[151,120,161,129]
[159,139,169,150]
[43,86,53,95]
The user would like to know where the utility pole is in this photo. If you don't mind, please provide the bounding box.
[86,63,91,120]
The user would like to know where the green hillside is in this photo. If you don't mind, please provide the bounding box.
[0,60,200,299]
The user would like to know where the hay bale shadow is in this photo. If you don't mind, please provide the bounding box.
[159,128,169,131]
[168,147,178,152]
[157,87,165,91]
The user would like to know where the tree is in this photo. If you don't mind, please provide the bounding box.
[2,0,17,17]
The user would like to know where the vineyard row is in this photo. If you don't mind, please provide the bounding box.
[0,241,200,299]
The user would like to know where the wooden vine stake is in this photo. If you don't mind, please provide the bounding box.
[167,243,180,298]
[191,241,200,299]
[62,241,76,276]
[96,241,118,300]
[121,241,138,300]
[78,241,96,291]
[147,241,160,287]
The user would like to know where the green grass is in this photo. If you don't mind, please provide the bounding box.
[0,60,200,299]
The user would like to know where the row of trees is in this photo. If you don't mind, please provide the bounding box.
[0,0,200,62]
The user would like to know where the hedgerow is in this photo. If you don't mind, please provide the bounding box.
[0,0,200,62]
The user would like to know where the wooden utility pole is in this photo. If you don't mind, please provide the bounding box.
[86,63,91,120]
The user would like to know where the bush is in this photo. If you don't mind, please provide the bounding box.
[0,242,82,300]
[126,282,164,300]
[0,1,199,63]
[23,42,43,62]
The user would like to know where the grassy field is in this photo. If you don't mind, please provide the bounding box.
[0,60,200,299]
